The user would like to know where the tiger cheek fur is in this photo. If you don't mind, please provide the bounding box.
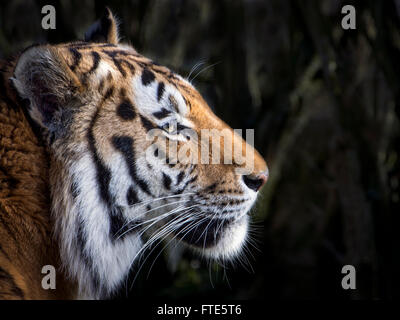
[3,8,268,299]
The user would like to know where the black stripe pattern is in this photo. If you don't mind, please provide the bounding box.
[139,115,156,132]
[87,51,100,74]
[69,48,82,72]
[141,68,155,86]
[162,173,172,190]
[117,100,136,120]
[0,267,24,298]
[76,209,102,294]
[111,135,152,196]
[87,109,134,243]
[152,107,171,120]
[127,186,139,206]
[157,82,165,101]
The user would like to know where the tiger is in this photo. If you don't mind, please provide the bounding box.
[0,8,268,299]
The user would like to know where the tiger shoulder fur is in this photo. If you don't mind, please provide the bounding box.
[0,57,74,299]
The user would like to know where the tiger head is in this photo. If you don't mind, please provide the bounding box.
[11,9,268,298]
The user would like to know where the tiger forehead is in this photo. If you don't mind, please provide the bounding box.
[56,42,195,98]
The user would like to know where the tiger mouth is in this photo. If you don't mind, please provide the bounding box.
[171,215,234,248]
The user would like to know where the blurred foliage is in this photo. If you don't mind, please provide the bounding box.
[1,0,399,300]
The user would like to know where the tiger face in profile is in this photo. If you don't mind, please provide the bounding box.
[0,9,268,299]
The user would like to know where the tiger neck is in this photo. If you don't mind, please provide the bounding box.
[52,151,143,299]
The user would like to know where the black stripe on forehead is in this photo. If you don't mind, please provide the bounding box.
[136,60,153,69]
[87,51,100,74]
[101,50,137,76]
[69,48,82,72]
[112,135,152,196]
[103,49,130,56]
[64,42,117,49]
[122,60,136,74]
[102,50,127,77]
[141,68,155,86]
[81,51,101,85]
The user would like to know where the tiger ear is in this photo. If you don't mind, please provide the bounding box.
[11,46,80,130]
[84,7,119,44]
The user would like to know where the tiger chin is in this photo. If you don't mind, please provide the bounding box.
[1,8,268,299]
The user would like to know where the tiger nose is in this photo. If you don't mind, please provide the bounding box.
[242,170,269,192]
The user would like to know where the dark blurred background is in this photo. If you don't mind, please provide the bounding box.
[1,0,399,300]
